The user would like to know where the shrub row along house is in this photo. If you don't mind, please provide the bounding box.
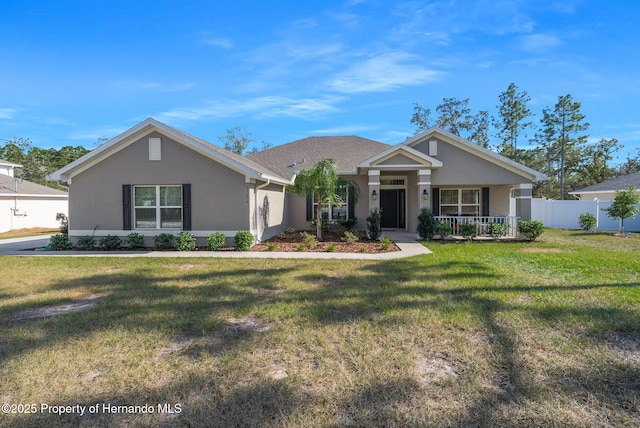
[48,118,547,245]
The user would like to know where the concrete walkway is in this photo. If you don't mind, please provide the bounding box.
[0,231,431,260]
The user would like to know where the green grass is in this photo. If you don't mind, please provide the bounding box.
[0,229,639,427]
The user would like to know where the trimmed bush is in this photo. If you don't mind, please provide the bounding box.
[76,235,96,249]
[366,208,382,240]
[338,218,358,231]
[49,233,72,250]
[176,232,196,251]
[206,232,226,251]
[518,220,544,241]
[300,231,318,248]
[154,233,175,250]
[99,235,121,250]
[127,233,145,249]
[267,242,277,251]
[435,220,452,237]
[578,212,597,232]
[234,230,254,251]
[460,223,477,240]
[326,244,336,252]
[341,231,359,245]
[487,222,509,240]
[417,208,437,240]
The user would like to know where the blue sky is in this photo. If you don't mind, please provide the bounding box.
[2,0,639,162]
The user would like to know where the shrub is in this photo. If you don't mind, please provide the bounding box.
[300,231,318,248]
[326,244,336,252]
[49,233,72,250]
[460,223,477,240]
[296,243,306,252]
[154,233,175,250]
[276,231,286,239]
[338,218,358,231]
[176,232,196,251]
[127,232,145,249]
[358,245,367,253]
[435,220,452,237]
[487,222,509,240]
[518,220,544,241]
[76,235,96,249]
[286,227,296,234]
[99,235,121,250]
[417,208,437,240]
[206,232,226,251]
[341,231,359,245]
[266,242,277,251]
[234,230,254,251]
[380,236,392,250]
[366,208,382,240]
[578,212,597,232]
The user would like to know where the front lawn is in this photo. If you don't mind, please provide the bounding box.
[0,229,638,427]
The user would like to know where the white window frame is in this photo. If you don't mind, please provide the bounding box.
[311,185,350,222]
[134,185,182,229]
[440,188,480,216]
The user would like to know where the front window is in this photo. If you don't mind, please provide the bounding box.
[313,185,349,221]
[134,185,182,228]
[440,188,480,216]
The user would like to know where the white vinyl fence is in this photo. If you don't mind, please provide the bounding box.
[531,198,640,232]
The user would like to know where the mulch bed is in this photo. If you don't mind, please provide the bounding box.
[250,230,399,254]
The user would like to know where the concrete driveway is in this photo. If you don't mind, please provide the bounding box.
[0,235,52,254]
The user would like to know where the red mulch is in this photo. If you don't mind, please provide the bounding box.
[250,230,399,253]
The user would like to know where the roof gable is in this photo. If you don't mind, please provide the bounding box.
[47,118,288,185]
[404,127,548,182]
[0,175,68,197]
[358,145,443,169]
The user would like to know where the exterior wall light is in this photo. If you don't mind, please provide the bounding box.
[371,189,377,200]
[422,189,429,200]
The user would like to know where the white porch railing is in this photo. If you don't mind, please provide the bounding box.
[434,216,520,238]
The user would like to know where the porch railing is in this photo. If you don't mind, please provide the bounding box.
[434,216,520,238]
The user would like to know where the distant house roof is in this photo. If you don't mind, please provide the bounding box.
[246,136,392,181]
[571,171,640,194]
[0,175,68,197]
[0,158,22,167]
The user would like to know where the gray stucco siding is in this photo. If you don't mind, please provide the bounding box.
[413,138,527,185]
[69,131,251,233]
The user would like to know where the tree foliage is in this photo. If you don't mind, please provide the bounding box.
[218,126,254,155]
[602,186,640,234]
[287,159,359,240]
[494,83,534,161]
[0,138,90,188]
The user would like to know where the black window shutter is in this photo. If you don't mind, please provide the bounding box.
[482,187,490,217]
[306,195,313,221]
[123,184,132,230]
[182,184,192,231]
[348,186,355,219]
[432,187,440,216]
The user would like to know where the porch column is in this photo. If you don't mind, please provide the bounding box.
[368,169,380,213]
[514,183,533,220]
[417,169,431,210]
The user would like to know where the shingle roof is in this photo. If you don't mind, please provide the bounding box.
[0,175,68,196]
[246,136,391,181]
[573,171,640,193]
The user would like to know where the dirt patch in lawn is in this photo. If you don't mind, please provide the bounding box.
[250,230,399,253]
[607,331,640,363]
[415,356,460,386]
[5,295,102,322]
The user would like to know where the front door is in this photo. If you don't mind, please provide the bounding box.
[380,189,406,229]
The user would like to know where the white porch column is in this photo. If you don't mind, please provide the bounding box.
[514,183,533,220]
[368,169,380,213]
[417,169,431,210]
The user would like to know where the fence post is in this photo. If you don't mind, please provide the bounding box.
[595,198,599,230]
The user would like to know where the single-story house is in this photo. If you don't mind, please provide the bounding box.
[570,171,640,201]
[47,118,547,245]
[1,159,69,233]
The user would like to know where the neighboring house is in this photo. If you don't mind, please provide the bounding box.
[47,118,547,244]
[0,159,68,233]
[570,171,640,201]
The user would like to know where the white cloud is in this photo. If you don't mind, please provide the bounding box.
[205,38,234,49]
[327,52,441,93]
[520,33,562,52]
[309,124,376,135]
[157,95,344,123]
[0,108,22,120]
